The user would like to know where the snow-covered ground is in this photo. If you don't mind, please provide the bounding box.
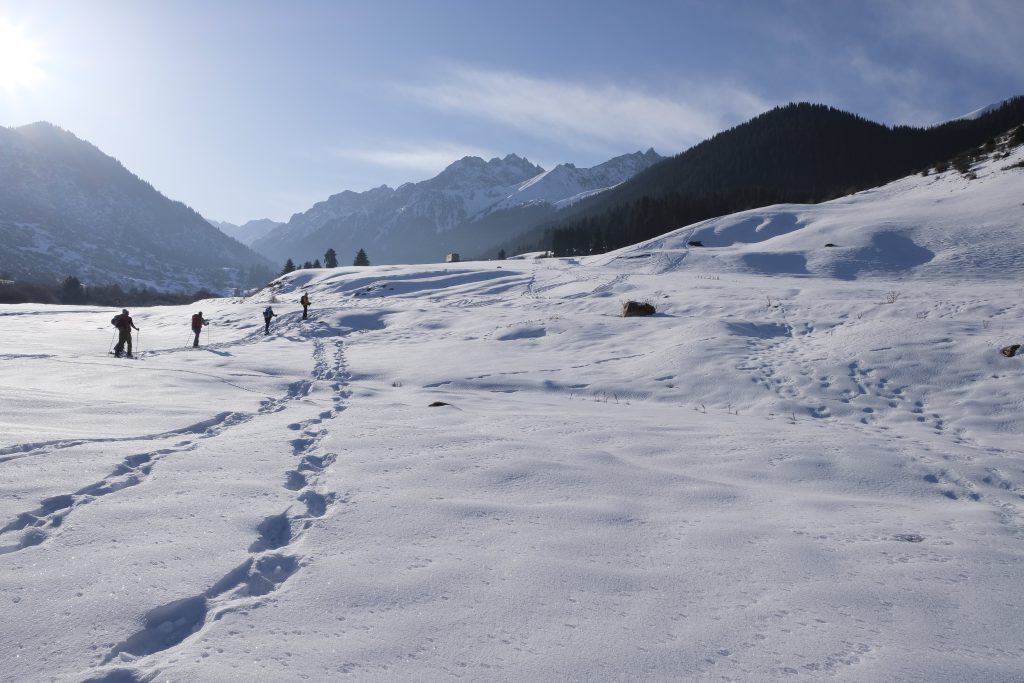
[2,146,1023,682]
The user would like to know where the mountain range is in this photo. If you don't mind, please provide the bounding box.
[5,97,1022,295]
[250,149,663,266]
[0,122,273,292]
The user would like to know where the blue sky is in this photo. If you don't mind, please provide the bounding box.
[1,0,1022,224]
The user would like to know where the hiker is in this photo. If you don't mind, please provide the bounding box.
[300,292,311,319]
[190,311,208,348]
[111,309,139,357]
[263,305,277,335]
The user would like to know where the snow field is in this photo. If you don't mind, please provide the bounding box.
[1,147,1024,681]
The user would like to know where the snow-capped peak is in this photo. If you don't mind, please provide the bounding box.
[490,149,664,212]
[936,98,1017,125]
[252,149,662,264]
[435,154,544,187]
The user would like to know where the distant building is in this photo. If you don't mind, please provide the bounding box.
[446,253,460,263]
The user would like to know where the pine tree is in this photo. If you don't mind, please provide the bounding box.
[324,248,338,268]
[302,261,313,269]
[353,249,370,266]
[497,249,506,260]
[313,259,321,268]
[59,276,86,304]
[281,258,296,275]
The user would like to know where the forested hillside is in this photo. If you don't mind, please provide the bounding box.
[495,98,1024,257]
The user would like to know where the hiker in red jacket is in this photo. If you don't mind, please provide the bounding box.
[111,309,139,357]
[191,311,208,348]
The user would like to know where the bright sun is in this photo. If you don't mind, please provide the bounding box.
[0,18,45,91]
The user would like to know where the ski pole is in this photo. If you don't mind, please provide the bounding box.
[109,330,116,353]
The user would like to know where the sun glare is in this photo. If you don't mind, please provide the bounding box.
[0,17,45,91]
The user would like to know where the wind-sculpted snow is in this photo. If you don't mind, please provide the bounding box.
[2,147,1024,681]
[596,142,1024,281]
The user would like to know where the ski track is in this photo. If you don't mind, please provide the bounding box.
[0,314,320,466]
[0,315,331,555]
[0,413,246,465]
[0,323,342,558]
[525,263,614,300]
[0,375,312,555]
[79,335,351,681]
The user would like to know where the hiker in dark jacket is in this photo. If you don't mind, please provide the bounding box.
[263,306,276,335]
[300,292,311,319]
[111,309,139,357]
[190,311,208,348]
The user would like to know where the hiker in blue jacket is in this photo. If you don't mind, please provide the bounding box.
[263,306,277,335]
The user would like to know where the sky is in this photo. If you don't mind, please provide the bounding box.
[0,0,1022,225]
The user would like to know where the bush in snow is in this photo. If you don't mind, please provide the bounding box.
[953,155,972,175]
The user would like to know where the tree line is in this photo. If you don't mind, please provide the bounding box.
[279,248,370,275]
[507,99,1024,258]
[0,275,219,306]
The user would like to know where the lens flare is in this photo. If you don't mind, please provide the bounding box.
[0,17,46,91]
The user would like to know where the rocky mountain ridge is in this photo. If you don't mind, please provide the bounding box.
[252,149,663,265]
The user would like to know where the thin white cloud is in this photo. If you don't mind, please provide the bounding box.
[878,0,1024,76]
[845,51,943,125]
[400,65,771,154]
[332,142,498,174]
[847,52,921,92]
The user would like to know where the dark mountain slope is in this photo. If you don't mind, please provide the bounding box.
[494,98,1024,257]
[0,122,272,291]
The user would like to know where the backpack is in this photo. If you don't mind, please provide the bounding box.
[191,313,203,328]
